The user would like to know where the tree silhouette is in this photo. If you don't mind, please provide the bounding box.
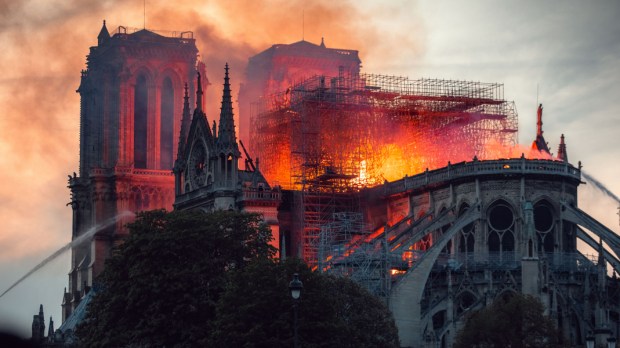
[454,293,563,348]
[76,209,275,347]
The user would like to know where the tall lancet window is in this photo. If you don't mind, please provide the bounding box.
[534,201,555,253]
[487,201,516,262]
[134,74,148,169]
[160,77,174,169]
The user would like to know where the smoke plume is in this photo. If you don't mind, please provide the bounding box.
[0,0,424,263]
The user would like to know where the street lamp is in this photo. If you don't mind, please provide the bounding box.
[586,334,594,348]
[289,273,303,348]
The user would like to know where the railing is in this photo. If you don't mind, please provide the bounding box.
[430,251,520,271]
[384,158,581,196]
[89,167,174,177]
[113,26,194,39]
[242,189,281,201]
[410,251,597,273]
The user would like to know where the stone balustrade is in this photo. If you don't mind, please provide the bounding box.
[384,158,581,196]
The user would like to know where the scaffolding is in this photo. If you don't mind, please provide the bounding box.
[251,72,518,190]
[317,212,391,299]
[250,72,519,265]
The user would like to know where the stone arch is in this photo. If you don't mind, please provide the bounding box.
[432,309,447,331]
[457,202,475,255]
[132,65,156,85]
[187,137,210,190]
[496,287,518,300]
[436,206,452,254]
[159,68,183,170]
[131,65,159,170]
[486,199,517,261]
[390,203,481,347]
[226,153,234,180]
[533,198,557,253]
[131,186,143,212]
[160,76,175,170]
[159,67,183,92]
[133,72,150,169]
[455,290,478,317]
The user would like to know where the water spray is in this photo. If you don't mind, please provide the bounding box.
[0,211,134,299]
[581,171,620,205]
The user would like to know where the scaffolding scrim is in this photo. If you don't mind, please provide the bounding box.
[318,212,391,299]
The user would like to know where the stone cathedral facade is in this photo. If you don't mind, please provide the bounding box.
[61,22,280,329]
[64,22,205,321]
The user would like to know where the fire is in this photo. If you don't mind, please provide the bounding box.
[253,109,560,191]
[391,269,406,276]
[354,159,368,185]
[248,72,567,263]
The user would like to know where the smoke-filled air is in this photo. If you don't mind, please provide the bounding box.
[0,211,134,299]
[0,0,421,262]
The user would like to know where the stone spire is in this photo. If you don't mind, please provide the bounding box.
[557,134,568,162]
[598,238,607,287]
[216,63,238,153]
[531,103,550,154]
[521,201,541,297]
[176,83,191,160]
[97,20,110,45]
[522,201,538,259]
[48,316,55,340]
[32,305,45,343]
[536,103,544,137]
[196,71,204,112]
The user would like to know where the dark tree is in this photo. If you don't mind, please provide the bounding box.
[210,258,400,348]
[76,209,275,347]
[454,293,563,348]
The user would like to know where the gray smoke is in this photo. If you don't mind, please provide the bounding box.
[0,211,134,299]
[582,171,620,204]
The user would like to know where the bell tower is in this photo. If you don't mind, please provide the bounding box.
[64,21,206,321]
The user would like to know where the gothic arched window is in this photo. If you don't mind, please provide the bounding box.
[134,74,148,169]
[458,204,475,254]
[487,202,516,262]
[227,154,233,180]
[534,201,555,253]
[160,77,175,170]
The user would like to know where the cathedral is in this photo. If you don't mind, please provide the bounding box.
[32,21,620,348]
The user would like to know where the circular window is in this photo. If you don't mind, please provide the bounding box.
[489,204,514,231]
[534,204,554,233]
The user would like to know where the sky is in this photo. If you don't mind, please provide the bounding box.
[0,0,619,337]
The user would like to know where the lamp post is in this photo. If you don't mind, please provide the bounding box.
[289,273,303,348]
[586,334,595,348]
